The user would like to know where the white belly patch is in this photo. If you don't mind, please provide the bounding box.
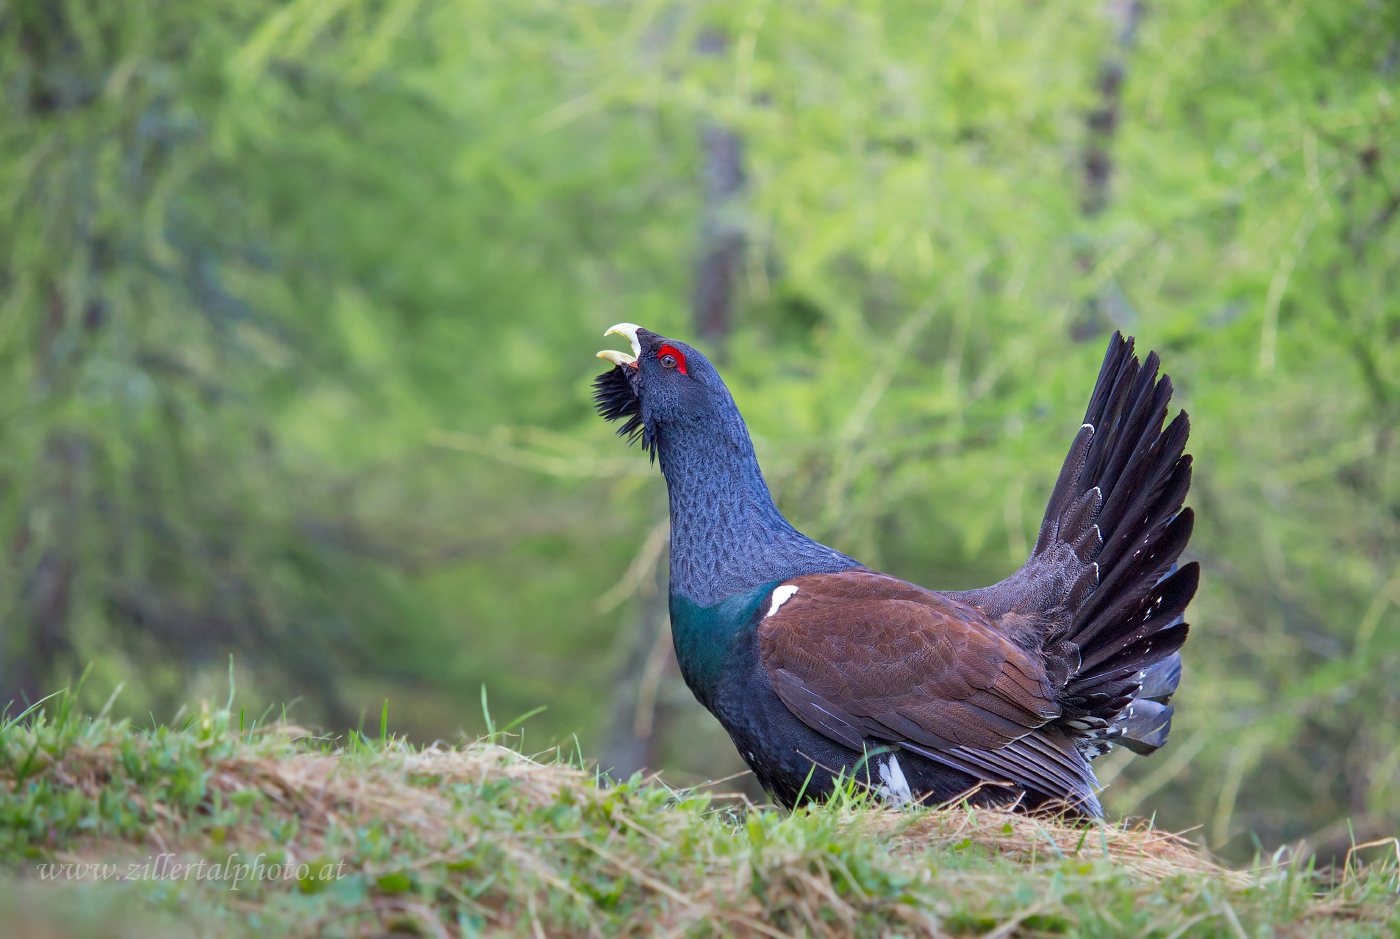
[878,754,913,806]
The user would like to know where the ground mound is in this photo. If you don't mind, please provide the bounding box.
[1,693,1395,937]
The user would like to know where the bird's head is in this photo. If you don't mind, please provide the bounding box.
[593,323,730,460]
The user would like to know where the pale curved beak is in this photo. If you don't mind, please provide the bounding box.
[597,349,637,368]
[598,322,643,368]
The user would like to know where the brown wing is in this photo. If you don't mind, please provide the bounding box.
[759,569,1100,804]
[759,570,1059,748]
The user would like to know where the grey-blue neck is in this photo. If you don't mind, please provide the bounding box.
[656,392,857,608]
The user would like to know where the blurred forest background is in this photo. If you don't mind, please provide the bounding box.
[2,0,1398,863]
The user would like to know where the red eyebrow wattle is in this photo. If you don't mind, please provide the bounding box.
[658,344,688,374]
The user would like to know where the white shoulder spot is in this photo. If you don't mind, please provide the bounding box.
[878,754,913,806]
[766,585,799,618]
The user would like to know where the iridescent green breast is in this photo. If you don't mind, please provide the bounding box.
[669,582,779,703]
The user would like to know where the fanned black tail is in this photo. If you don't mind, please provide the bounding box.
[1036,332,1197,756]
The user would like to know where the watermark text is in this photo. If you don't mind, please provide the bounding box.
[35,853,348,891]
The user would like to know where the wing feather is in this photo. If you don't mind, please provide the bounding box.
[759,570,1103,805]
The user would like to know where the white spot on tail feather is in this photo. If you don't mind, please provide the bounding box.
[766,585,799,618]
[878,755,913,806]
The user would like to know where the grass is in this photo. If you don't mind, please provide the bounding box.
[1,681,1397,937]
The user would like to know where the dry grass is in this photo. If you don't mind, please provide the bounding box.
[2,701,1397,937]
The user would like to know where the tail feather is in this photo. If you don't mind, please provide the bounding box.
[1070,629,1189,696]
[1084,358,1167,526]
[1050,333,1195,757]
[1071,510,1195,650]
[949,332,1197,761]
[1094,425,1191,581]
[1034,425,1095,555]
[1137,652,1183,701]
[1116,699,1174,755]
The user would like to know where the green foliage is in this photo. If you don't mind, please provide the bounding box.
[1,0,1398,862]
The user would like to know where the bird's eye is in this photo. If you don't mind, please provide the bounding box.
[656,343,688,374]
